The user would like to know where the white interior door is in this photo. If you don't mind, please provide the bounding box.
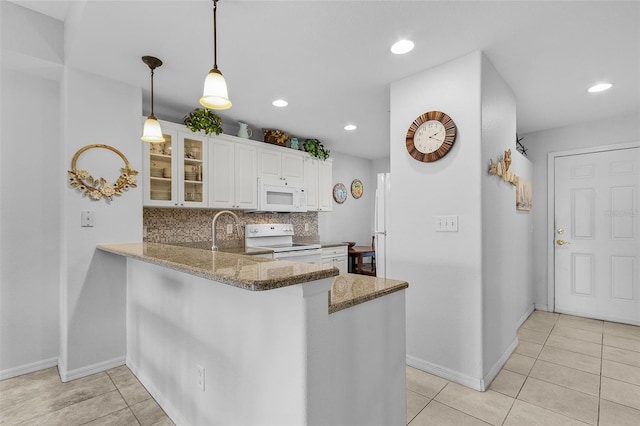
[554,147,639,325]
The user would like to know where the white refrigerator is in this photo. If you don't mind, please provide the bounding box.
[374,173,390,278]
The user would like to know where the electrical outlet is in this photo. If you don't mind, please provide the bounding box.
[143,226,147,238]
[436,215,458,232]
[226,224,233,235]
[81,211,95,227]
[304,223,309,232]
[196,365,205,391]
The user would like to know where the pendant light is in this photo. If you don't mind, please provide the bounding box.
[141,55,165,143]
[200,0,232,110]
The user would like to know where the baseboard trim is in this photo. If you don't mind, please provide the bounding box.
[534,303,549,312]
[482,336,518,391]
[59,356,125,382]
[127,360,186,426]
[0,357,58,381]
[406,355,483,391]
[516,304,536,329]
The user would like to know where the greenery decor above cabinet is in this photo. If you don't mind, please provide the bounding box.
[142,119,332,211]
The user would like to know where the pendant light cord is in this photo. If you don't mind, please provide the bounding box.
[213,0,218,70]
[149,67,155,117]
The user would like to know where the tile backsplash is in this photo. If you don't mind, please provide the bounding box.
[143,208,319,249]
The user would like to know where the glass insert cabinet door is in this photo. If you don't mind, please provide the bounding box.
[148,132,175,205]
[143,122,208,208]
[181,134,207,205]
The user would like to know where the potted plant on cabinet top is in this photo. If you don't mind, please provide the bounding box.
[303,139,330,160]
[183,108,223,136]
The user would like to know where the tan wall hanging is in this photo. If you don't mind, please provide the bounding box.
[488,149,518,186]
[68,144,138,202]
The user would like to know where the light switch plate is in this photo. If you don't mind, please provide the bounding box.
[436,215,458,232]
[81,211,95,227]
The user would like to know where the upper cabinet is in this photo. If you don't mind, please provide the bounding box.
[142,119,331,211]
[143,122,208,208]
[304,157,333,212]
[180,132,208,208]
[258,148,304,182]
[209,135,257,210]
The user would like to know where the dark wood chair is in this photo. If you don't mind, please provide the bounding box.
[348,236,376,276]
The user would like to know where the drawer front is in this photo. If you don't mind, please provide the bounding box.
[322,246,348,257]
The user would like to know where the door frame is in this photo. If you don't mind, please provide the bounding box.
[546,141,640,313]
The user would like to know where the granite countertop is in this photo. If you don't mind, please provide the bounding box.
[167,241,273,256]
[97,242,337,291]
[329,274,408,314]
[319,242,350,248]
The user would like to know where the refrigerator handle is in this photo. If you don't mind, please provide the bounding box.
[374,188,379,233]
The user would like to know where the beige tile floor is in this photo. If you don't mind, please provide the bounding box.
[407,311,640,425]
[1,311,638,425]
[0,365,173,425]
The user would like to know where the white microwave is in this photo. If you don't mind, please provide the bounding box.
[255,178,308,212]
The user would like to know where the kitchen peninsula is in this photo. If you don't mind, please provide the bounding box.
[98,242,408,426]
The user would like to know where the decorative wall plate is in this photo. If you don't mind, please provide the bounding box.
[333,183,347,204]
[67,144,138,202]
[351,179,363,199]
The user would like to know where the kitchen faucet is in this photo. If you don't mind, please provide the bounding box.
[211,210,244,251]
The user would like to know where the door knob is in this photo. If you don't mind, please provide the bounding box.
[556,239,570,246]
[556,228,564,235]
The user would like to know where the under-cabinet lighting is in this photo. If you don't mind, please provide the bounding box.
[344,124,357,131]
[272,99,288,107]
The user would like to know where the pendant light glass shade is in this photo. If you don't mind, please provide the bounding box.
[200,68,232,110]
[200,0,231,110]
[142,115,165,143]
[141,55,164,143]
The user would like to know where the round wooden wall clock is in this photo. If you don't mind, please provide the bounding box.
[406,111,457,162]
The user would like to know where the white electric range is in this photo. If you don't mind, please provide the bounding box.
[244,224,321,264]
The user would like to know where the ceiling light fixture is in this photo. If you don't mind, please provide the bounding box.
[344,124,357,131]
[587,83,613,93]
[141,55,165,143]
[200,0,231,110]
[391,39,414,55]
[272,99,288,107]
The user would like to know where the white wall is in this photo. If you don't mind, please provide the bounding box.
[0,2,143,380]
[390,52,485,387]
[523,113,640,309]
[480,55,533,380]
[389,51,533,390]
[318,151,375,246]
[0,2,63,379]
[59,67,143,380]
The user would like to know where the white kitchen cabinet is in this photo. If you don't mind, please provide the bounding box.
[258,147,305,182]
[304,157,333,211]
[209,135,257,210]
[179,131,208,208]
[321,245,348,273]
[143,122,208,208]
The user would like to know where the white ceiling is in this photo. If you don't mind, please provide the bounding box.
[10,0,639,159]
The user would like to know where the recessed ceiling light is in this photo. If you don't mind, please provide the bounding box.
[272,99,288,107]
[391,39,414,55]
[344,124,357,131]
[588,83,613,93]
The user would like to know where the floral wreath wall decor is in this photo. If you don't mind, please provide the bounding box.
[68,144,138,202]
